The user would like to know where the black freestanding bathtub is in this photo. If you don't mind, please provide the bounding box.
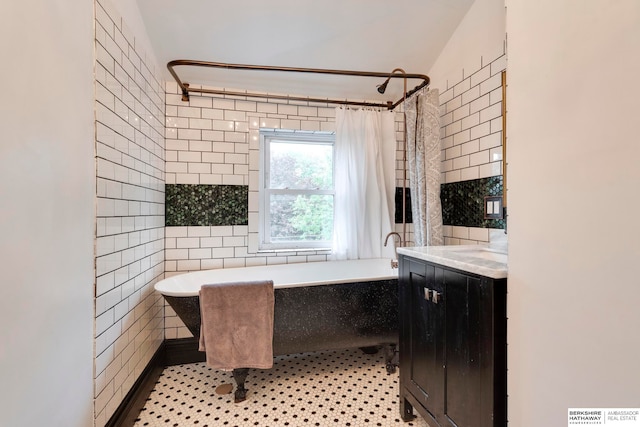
[155,259,399,402]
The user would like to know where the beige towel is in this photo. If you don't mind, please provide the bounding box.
[199,280,274,370]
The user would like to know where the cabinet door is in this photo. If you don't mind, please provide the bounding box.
[400,257,444,423]
[442,269,483,427]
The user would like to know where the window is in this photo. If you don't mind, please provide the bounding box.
[259,130,335,250]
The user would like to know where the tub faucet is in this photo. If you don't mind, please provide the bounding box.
[384,232,402,269]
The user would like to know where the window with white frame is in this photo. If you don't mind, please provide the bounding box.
[259,130,335,250]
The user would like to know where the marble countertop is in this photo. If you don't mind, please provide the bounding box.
[397,245,508,279]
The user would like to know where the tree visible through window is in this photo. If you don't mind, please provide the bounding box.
[259,130,334,249]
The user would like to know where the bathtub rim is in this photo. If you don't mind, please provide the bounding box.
[155,258,397,297]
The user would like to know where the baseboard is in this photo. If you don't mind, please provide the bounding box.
[164,337,205,366]
[105,341,165,427]
[105,338,206,427]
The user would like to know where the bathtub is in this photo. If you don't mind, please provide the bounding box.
[155,258,399,402]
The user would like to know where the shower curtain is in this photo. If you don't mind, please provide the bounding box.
[405,89,443,247]
[331,108,396,260]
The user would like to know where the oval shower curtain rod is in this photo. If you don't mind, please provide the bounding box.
[167,59,430,110]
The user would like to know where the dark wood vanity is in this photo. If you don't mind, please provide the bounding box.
[398,252,507,427]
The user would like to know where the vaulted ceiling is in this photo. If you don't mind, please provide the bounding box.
[136,0,475,102]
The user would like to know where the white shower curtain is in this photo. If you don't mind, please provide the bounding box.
[331,108,396,260]
[405,89,443,247]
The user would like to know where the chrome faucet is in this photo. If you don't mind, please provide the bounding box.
[384,232,402,269]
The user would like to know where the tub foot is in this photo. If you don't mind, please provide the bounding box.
[383,344,398,374]
[359,346,379,354]
[232,368,249,403]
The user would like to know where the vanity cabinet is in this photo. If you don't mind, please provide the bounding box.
[398,254,507,427]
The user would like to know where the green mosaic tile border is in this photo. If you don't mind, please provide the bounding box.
[440,176,505,229]
[165,180,501,229]
[165,184,248,227]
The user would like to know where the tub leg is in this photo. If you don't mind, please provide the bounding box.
[383,344,398,374]
[359,346,379,354]
[232,368,249,403]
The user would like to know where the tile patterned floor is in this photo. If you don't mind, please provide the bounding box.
[134,347,428,426]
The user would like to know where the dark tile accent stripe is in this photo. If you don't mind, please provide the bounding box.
[395,187,413,224]
[165,184,248,227]
[163,337,205,366]
[441,176,505,229]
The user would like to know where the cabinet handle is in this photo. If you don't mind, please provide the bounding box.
[424,288,432,300]
[432,290,440,304]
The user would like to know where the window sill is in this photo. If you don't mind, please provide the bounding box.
[257,247,332,254]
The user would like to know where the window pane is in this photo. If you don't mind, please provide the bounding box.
[269,141,333,190]
[270,194,334,242]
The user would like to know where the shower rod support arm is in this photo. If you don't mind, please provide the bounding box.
[167,59,429,110]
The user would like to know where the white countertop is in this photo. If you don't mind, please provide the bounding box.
[397,245,508,279]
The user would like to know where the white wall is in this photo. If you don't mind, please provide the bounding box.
[109,0,158,65]
[428,0,506,94]
[0,1,95,426]
[507,1,640,425]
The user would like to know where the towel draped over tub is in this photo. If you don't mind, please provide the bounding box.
[199,280,275,370]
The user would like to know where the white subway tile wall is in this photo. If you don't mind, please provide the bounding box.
[94,0,165,425]
[160,57,508,336]
[442,225,491,246]
[439,54,506,244]
[440,54,505,186]
[164,83,411,337]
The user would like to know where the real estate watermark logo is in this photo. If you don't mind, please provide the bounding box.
[568,409,640,425]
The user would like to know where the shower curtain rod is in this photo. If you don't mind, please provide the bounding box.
[167,59,430,110]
